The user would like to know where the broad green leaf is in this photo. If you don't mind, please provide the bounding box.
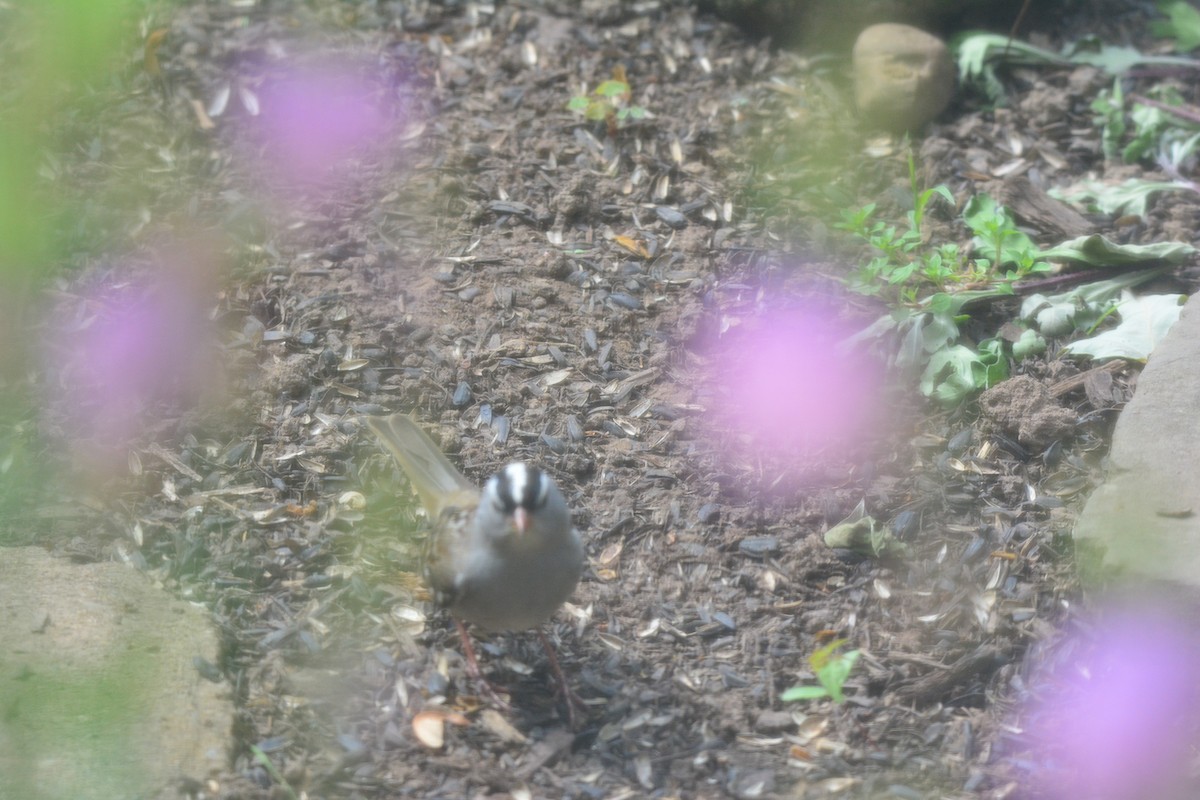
[1037,233,1196,265]
[1152,1,1200,52]
[953,32,1069,79]
[1065,41,1200,73]
[1033,268,1172,312]
[1021,270,1173,341]
[896,313,930,371]
[920,345,981,402]
[921,342,1009,405]
[1065,292,1186,361]
[954,31,1199,103]
[1036,302,1078,337]
[1049,178,1196,216]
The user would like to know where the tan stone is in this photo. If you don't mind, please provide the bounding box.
[1074,299,1200,591]
[853,23,955,132]
[0,548,232,799]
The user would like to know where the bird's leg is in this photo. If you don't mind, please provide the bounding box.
[455,618,512,711]
[538,628,585,729]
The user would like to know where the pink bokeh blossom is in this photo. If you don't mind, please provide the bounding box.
[253,61,389,191]
[706,299,885,461]
[1023,605,1200,798]
[45,255,219,472]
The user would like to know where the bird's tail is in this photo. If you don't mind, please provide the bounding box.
[364,413,476,515]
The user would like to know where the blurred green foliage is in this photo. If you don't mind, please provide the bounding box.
[0,0,142,541]
[1,1,140,288]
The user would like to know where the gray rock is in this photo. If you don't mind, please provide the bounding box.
[1075,300,1200,589]
[0,548,232,799]
[853,23,955,132]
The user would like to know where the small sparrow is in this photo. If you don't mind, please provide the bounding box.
[365,412,585,723]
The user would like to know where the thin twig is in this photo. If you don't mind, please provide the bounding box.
[1005,0,1034,58]
[1129,93,1200,125]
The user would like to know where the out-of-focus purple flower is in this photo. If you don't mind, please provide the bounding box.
[705,299,885,460]
[45,256,218,471]
[254,61,388,191]
[1023,605,1200,799]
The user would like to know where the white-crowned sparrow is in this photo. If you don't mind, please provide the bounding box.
[365,412,585,723]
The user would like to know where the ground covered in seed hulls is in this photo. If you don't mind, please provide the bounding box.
[10,0,1200,797]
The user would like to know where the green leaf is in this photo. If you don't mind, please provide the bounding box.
[780,685,831,702]
[929,184,955,205]
[584,103,610,121]
[1049,178,1196,216]
[1152,1,1200,52]
[817,649,861,704]
[1013,328,1047,359]
[594,79,630,98]
[952,32,1068,102]
[566,96,591,111]
[887,262,917,285]
[824,500,911,558]
[1036,301,1078,337]
[810,638,849,669]
[1161,130,1200,171]
[1064,40,1200,74]
[1092,81,1127,162]
[976,338,1010,386]
[962,192,1003,229]
[1037,234,1196,265]
[920,341,1008,405]
[1021,268,1173,340]
[1065,292,1186,361]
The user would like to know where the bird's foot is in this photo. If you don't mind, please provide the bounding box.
[455,619,513,711]
[538,628,586,730]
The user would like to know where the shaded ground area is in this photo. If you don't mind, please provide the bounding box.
[7,0,1200,797]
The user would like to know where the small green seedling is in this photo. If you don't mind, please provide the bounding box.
[781,639,861,704]
[961,193,1050,279]
[249,743,299,800]
[568,65,646,134]
[1091,81,1200,166]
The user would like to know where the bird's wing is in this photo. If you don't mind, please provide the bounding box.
[365,413,477,516]
[423,504,477,605]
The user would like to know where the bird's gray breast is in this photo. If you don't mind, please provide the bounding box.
[450,532,583,632]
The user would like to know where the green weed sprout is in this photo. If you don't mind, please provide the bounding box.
[781,639,861,704]
[835,152,960,301]
[568,67,647,133]
[962,193,1051,279]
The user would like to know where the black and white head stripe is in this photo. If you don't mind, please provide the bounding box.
[491,463,549,513]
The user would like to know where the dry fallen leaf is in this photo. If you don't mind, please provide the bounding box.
[144,28,168,77]
[412,709,470,749]
[479,709,527,744]
[412,711,444,749]
[613,234,650,259]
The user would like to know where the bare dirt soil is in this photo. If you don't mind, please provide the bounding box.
[13,0,1200,797]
